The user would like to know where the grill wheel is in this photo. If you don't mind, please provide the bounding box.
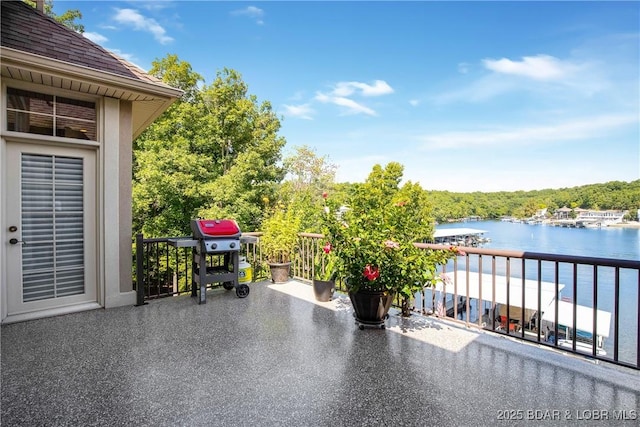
[236,284,250,298]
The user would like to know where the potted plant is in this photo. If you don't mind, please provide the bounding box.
[321,162,460,327]
[312,241,336,302]
[260,204,301,283]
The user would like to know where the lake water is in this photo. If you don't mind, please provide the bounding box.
[437,220,639,260]
[434,220,639,363]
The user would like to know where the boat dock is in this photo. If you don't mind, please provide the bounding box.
[428,271,611,355]
[432,228,489,246]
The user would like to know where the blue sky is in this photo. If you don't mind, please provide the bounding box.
[56,1,640,192]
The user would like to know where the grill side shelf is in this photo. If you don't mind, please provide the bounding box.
[168,238,198,248]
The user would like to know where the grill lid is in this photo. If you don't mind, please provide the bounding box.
[191,219,241,239]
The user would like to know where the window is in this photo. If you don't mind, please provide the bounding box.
[6,87,97,141]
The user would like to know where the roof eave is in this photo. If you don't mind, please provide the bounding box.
[1,46,183,139]
[0,46,183,100]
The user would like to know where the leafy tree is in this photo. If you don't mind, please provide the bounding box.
[280,145,337,232]
[283,145,337,193]
[420,180,640,222]
[149,54,203,103]
[196,70,286,231]
[24,0,85,33]
[133,57,286,236]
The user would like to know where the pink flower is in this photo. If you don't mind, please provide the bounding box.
[384,240,400,249]
[363,264,380,281]
[322,192,328,199]
[323,242,332,254]
[449,246,466,256]
[395,201,407,207]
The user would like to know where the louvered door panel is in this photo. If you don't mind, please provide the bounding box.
[21,154,85,302]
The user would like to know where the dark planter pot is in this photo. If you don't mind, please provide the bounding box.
[349,289,395,328]
[268,262,291,283]
[312,279,335,302]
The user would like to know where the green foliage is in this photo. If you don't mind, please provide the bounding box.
[24,0,84,33]
[314,241,337,281]
[424,180,640,222]
[133,57,286,237]
[280,145,337,232]
[150,54,203,102]
[260,205,301,263]
[321,163,460,302]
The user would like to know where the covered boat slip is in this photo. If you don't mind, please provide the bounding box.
[432,228,488,246]
[542,300,612,338]
[432,271,611,341]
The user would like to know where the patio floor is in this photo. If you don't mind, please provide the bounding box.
[2,280,639,426]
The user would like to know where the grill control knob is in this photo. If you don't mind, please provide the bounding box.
[211,243,217,250]
[230,242,236,248]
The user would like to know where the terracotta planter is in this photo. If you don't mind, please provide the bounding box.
[312,279,335,302]
[268,262,291,283]
[349,289,395,329]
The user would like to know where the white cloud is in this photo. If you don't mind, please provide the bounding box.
[83,32,108,44]
[313,80,393,116]
[409,99,420,107]
[332,80,394,97]
[138,1,174,12]
[113,8,173,44]
[483,54,579,81]
[315,92,330,103]
[289,91,306,101]
[432,74,519,104]
[315,92,377,116]
[419,114,639,150]
[458,62,470,74]
[331,97,377,116]
[434,54,606,105]
[282,104,315,120]
[231,6,265,25]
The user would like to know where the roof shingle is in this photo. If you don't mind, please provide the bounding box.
[1,1,147,81]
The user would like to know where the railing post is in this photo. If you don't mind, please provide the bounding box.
[135,233,147,306]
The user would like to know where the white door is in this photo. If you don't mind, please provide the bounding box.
[5,142,97,317]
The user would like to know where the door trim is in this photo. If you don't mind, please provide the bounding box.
[3,141,98,319]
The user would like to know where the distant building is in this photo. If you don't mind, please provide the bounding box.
[551,207,627,227]
[534,208,548,218]
[575,209,627,226]
[554,207,573,220]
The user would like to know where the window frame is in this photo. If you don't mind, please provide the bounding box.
[1,80,102,147]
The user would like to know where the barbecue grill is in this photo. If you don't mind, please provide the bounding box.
[189,219,250,302]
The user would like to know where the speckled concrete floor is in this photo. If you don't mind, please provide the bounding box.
[2,281,639,426]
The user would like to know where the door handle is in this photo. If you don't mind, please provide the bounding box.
[9,238,26,245]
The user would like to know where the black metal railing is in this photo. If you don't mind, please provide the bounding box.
[133,233,264,306]
[134,232,639,370]
[414,243,640,370]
